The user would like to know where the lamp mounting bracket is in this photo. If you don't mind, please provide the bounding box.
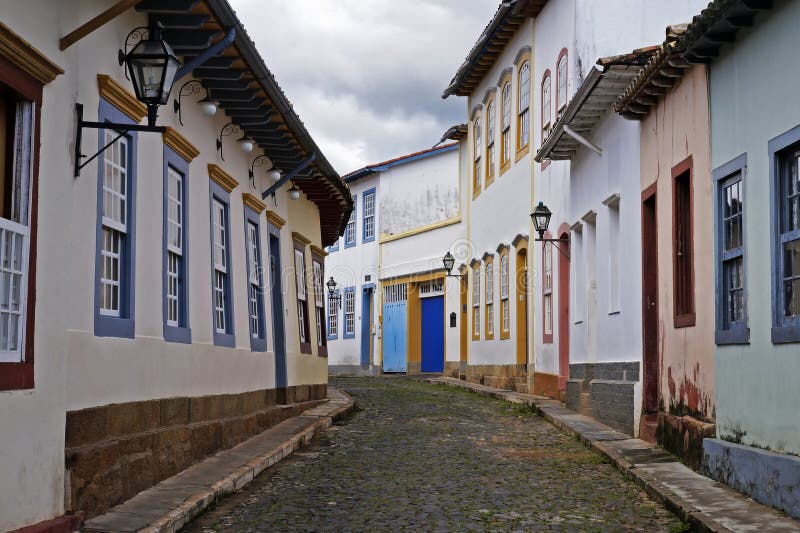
[74,103,165,178]
[535,236,570,261]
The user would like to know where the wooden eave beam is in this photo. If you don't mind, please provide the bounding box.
[59,0,140,50]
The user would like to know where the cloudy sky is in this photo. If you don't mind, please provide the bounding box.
[228,0,498,174]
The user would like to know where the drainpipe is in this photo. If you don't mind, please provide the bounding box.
[174,28,236,81]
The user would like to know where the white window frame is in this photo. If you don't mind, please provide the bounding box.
[363,191,375,241]
[344,289,355,336]
[518,61,530,148]
[166,168,183,327]
[247,221,261,339]
[100,132,128,317]
[213,199,228,333]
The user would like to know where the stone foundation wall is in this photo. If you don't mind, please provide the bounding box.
[444,361,463,379]
[65,384,326,518]
[566,362,639,436]
[464,364,528,393]
[658,412,715,470]
[532,372,559,399]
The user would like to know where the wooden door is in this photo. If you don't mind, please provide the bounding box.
[642,188,659,412]
[558,231,570,391]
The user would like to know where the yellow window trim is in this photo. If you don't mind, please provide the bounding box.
[515,143,530,163]
[163,127,200,162]
[484,255,494,340]
[242,193,267,214]
[485,93,496,187]
[266,210,286,229]
[0,21,63,85]
[514,49,532,158]
[379,216,461,243]
[208,164,238,193]
[498,247,511,340]
[499,75,513,170]
[291,231,312,246]
[471,265,481,341]
[97,74,147,123]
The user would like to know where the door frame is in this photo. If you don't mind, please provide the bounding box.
[641,183,659,413]
[515,241,529,366]
[557,223,571,391]
[267,225,287,390]
[360,284,374,366]
[420,294,445,373]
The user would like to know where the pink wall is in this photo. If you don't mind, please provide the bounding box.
[639,64,715,420]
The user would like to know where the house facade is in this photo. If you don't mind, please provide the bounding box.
[531,0,707,436]
[674,0,800,518]
[615,28,716,466]
[443,2,541,392]
[326,144,462,375]
[0,1,351,530]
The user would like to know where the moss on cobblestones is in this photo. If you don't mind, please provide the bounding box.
[183,377,686,532]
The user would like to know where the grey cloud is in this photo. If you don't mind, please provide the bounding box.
[228,0,498,173]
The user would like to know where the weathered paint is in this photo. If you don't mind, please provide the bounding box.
[709,1,800,456]
[639,64,715,422]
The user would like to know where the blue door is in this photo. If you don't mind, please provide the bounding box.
[383,301,407,373]
[361,287,373,366]
[421,296,445,373]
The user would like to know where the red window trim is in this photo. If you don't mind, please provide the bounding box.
[542,231,554,344]
[672,155,696,328]
[541,69,551,138]
[555,48,568,114]
[0,53,41,391]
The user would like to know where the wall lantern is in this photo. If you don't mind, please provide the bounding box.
[216,122,253,161]
[442,251,467,284]
[248,154,272,187]
[288,182,301,200]
[120,22,181,127]
[267,169,282,182]
[173,79,217,126]
[74,23,180,177]
[327,276,341,309]
[530,201,570,260]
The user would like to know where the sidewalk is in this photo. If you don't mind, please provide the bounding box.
[82,388,354,533]
[427,377,800,533]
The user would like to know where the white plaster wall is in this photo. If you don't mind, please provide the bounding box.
[379,148,459,237]
[574,0,710,82]
[532,0,575,378]
[324,176,380,367]
[0,2,331,528]
[466,19,534,367]
[568,113,643,366]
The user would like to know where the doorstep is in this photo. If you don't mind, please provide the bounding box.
[81,389,354,533]
[426,377,800,533]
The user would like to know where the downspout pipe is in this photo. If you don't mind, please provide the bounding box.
[175,28,236,80]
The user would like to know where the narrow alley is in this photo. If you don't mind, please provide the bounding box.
[183,377,685,532]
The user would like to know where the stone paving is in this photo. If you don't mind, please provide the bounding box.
[183,377,687,532]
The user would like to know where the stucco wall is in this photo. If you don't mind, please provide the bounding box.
[709,0,800,455]
[0,2,331,528]
[466,19,534,368]
[325,176,380,367]
[640,65,715,420]
[569,113,643,366]
[532,0,575,379]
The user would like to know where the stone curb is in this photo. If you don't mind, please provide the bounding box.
[425,377,795,533]
[83,389,355,533]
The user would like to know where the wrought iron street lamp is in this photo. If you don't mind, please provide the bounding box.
[442,251,466,284]
[120,22,181,128]
[327,276,341,309]
[74,22,181,177]
[173,79,217,126]
[530,201,570,260]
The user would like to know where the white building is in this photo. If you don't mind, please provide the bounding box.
[532,0,709,435]
[0,2,351,530]
[326,144,461,374]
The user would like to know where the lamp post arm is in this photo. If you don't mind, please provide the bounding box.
[535,236,570,261]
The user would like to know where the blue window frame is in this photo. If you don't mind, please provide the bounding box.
[209,180,235,348]
[714,153,748,345]
[770,125,800,343]
[344,195,357,248]
[94,98,137,338]
[327,298,339,340]
[244,206,267,351]
[327,238,339,253]
[343,286,356,339]
[163,146,191,343]
[362,188,376,243]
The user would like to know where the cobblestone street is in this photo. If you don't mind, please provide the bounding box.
[184,377,686,532]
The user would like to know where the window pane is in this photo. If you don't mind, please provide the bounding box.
[783,239,800,318]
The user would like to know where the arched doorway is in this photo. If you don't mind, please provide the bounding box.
[515,245,529,366]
